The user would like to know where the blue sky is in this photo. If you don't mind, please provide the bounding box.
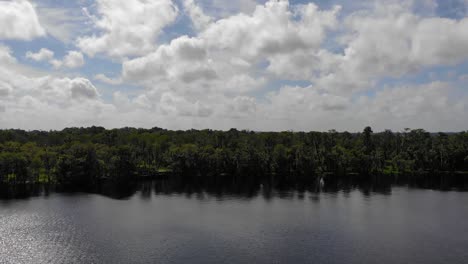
[0,0,467,131]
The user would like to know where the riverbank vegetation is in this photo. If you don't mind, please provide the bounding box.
[0,127,467,188]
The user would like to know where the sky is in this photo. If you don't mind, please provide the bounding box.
[0,0,467,132]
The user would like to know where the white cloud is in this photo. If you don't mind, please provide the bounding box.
[0,83,12,97]
[26,48,54,62]
[0,44,108,129]
[311,4,468,94]
[114,0,468,131]
[184,0,212,31]
[125,0,341,81]
[221,1,468,96]
[94,74,122,85]
[159,92,214,117]
[0,45,14,63]
[70,78,99,99]
[0,0,46,40]
[223,96,257,118]
[50,51,85,69]
[76,0,178,58]
[30,77,99,105]
[1,0,468,131]
[263,85,350,117]
[352,82,467,131]
[122,0,341,113]
[204,0,260,17]
[123,36,211,82]
[26,49,85,69]
[247,81,466,131]
[36,5,88,43]
[200,1,340,61]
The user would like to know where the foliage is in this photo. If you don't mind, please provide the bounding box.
[0,127,467,187]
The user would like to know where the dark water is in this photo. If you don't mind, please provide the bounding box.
[1,176,468,264]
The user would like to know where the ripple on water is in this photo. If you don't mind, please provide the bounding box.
[0,208,100,264]
[2,190,468,264]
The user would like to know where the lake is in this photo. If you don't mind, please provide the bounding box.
[1,176,468,264]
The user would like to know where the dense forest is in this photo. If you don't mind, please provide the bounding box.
[0,126,467,189]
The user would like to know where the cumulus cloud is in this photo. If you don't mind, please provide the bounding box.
[36,5,88,43]
[123,36,211,82]
[77,0,178,58]
[1,0,468,131]
[311,4,468,94]
[70,78,99,99]
[0,0,46,40]
[264,85,350,117]
[203,0,259,16]
[50,51,85,69]
[26,48,54,62]
[223,96,257,118]
[26,49,85,69]
[94,74,123,85]
[246,2,468,97]
[124,0,341,81]
[0,83,12,97]
[112,0,468,130]
[159,92,214,117]
[122,0,341,108]
[0,44,108,129]
[184,0,212,31]
[352,82,466,131]
[248,81,466,131]
[200,1,341,61]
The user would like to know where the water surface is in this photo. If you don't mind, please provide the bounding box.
[1,177,468,264]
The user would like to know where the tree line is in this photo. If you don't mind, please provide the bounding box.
[0,126,467,188]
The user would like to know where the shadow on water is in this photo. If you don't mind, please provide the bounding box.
[1,173,468,200]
